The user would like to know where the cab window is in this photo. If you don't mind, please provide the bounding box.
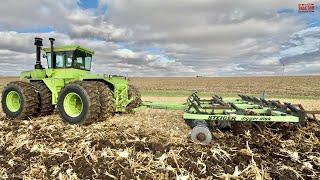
[46,50,92,70]
[84,57,92,70]
[65,51,73,68]
[73,50,92,71]
[74,57,85,69]
[56,54,64,68]
[46,52,65,68]
[47,53,52,68]
[66,57,72,67]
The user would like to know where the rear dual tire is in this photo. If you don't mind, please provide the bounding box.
[1,81,39,119]
[32,81,54,116]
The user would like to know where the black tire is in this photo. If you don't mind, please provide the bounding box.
[32,81,54,116]
[91,81,115,120]
[1,81,39,119]
[57,82,100,125]
[126,84,142,112]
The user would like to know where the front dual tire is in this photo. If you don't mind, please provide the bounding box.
[57,82,100,124]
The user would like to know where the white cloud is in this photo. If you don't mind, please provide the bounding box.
[0,0,318,76]
[280,26,320,60]
[114,49,140,59]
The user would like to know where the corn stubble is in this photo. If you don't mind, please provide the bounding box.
[0,107,319,179]
[0,77,319,179]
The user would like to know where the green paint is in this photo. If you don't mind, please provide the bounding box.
[43,45,94,55]
[183,113,300,123]
[31,69,46,79]
[6,91,21,112]
[141,101,187,110]
[139,92,305,124]
[63,92,83,117]
[20,71,32,79]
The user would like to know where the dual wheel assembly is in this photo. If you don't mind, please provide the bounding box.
[1,81,141,124]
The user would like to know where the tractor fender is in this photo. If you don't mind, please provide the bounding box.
[82,79,114,91]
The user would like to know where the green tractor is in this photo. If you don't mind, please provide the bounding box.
[1,38,142,124]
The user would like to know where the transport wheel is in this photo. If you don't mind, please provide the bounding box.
[126,84,142,112]
[190,125,212,145]
[92,81,115,119]
[1,81,39,119]
[32,81,54,116]
[57,82,100,124]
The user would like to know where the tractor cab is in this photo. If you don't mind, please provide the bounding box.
[43,45,94,71]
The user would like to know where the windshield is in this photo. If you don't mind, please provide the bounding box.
[74,50,92,70]
[46,50,92,70]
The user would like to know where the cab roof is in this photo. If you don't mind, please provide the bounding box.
[43,45,95,55]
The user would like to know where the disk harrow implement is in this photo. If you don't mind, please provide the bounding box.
[186,92,320,145]
[139,92,319,145]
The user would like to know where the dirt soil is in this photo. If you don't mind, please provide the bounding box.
[0,103,319,179]
[0,77,319,179]
[130,76,320,98]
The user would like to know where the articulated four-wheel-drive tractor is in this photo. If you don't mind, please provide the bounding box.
[1,38,142,124]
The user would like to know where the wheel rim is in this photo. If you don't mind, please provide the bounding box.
[190,125,212,145]
[63,92,83,117]
[6,91,21,112]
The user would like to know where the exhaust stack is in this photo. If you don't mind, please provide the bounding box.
[34,37,43,69]
[49,38,55,68]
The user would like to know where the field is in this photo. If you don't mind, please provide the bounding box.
[130,76,320,99]
[0,76,319,179]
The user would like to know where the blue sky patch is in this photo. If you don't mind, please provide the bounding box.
[146,47,163,55]
[277,8,295,14]
[277,5,320,28]
[78,0,98,9]
[14,26,54,33]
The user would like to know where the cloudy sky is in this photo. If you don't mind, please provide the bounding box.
[0,0,319,76]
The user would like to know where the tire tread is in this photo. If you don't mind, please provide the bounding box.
[1,81,39,119]
[32,81,54,116]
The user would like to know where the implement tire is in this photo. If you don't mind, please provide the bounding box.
[57,82,100,125]
[126,84,142,112]
[32,81,54,116]
[1,81,39,119]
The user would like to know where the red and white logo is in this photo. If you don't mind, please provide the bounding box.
[298,3,315,12]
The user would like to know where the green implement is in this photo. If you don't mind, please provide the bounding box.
[138,92,319,145]
[139,101,187,110]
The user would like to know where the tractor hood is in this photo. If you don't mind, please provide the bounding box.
[20,69,46,80]
[20,70,32,79]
